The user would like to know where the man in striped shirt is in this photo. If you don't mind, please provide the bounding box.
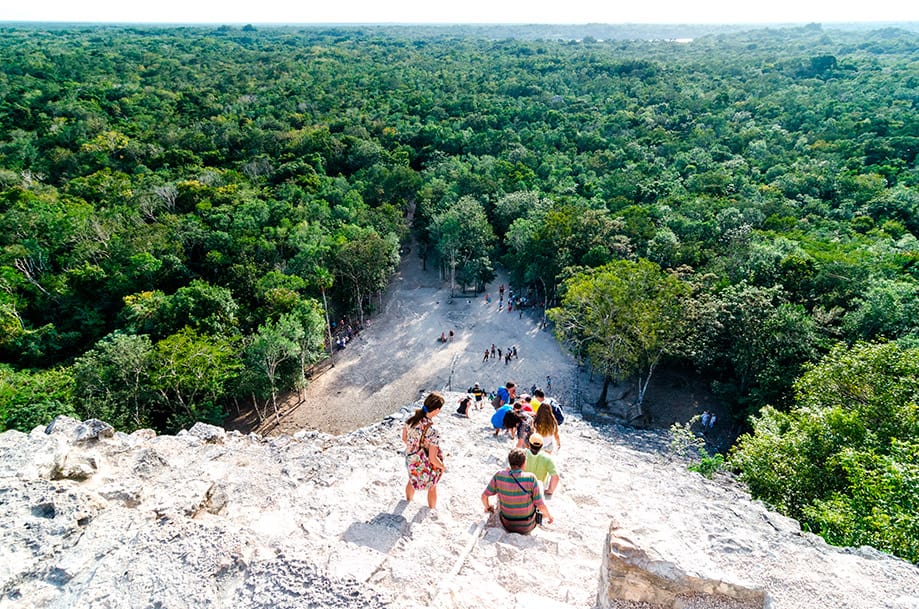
[481,448,554,534]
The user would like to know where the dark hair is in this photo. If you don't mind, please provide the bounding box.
[405,391,445,427]
[502,410,522,430]
[508,448,527,469]
[506,381,516,389]
[533,389,545,399]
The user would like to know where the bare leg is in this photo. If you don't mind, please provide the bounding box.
[405,481,414,502]
[427,485,437,509]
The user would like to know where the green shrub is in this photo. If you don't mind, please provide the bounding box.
[731,342,919,562]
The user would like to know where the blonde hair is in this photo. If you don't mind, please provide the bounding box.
[533,404,558,437]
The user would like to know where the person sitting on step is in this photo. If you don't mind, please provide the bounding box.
[482,448,553,534]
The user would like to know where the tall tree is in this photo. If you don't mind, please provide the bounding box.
[245,316,302,425]
[549,258,689,417]
[286,300,326,400]
[72,332,155,431]
[332,228,399,324]
[149,328,241,431]
[431,196,495,295]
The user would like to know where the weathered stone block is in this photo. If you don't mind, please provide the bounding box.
[600,522,768,608]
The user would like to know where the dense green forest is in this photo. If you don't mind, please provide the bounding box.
[1,23,917,560]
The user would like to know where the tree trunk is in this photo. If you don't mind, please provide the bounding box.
[354,284,365,326]
[271,384,280,425]
[635,363,657,408]
[320,286,334,362]
[251,393,264,423]
[298,352,306,402]
[596,374,612,408]
[538,277,548,326]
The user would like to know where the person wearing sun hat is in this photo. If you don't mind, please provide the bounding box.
[524,432,559,498]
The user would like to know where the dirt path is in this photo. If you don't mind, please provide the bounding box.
[271,248,582,435]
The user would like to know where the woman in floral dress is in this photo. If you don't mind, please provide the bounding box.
[402,392,446,508]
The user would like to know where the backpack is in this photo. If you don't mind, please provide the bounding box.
[549,399,565,425]
[491,393,502,409]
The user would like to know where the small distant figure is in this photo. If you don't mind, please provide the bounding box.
[545,375,552,392]
[486,293,491,304]
[512,346,518,359]
[483,349,490,362]
[708,413,717,429]
[448,330,454,341]
[469,383,487,409]
[700,411,711,429]
[439,332,447,343]
[497,348,502,360]
[491,344,497,358]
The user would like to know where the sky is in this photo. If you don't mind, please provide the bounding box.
[1,0,918,25]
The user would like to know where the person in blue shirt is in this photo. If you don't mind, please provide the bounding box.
[495,381,516,408]
[491,403,513,436]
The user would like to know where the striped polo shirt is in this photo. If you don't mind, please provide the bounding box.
[483,468,544,519]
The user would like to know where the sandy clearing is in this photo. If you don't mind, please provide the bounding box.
[258,236,723,443]
[271,244,582,435]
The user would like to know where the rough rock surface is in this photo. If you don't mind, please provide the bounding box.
[2,403,918,609]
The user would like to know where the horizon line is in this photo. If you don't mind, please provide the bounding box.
[2,20,918,26]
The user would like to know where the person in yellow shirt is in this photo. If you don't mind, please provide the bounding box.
[530,388,546,414]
